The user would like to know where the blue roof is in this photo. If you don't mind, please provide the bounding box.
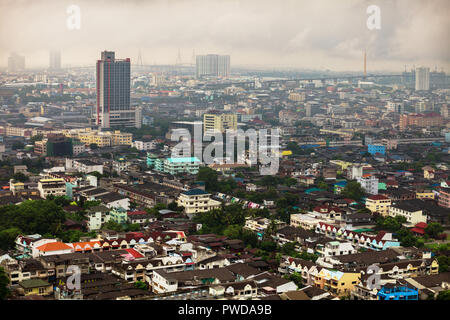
[305,188,324,194]
[182,188,209,196]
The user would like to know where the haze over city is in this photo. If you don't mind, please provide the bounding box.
[1,0,449,71]
[1,0,450,308]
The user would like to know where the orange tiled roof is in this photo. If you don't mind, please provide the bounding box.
[36,242,72,252]
[70,241,101,251]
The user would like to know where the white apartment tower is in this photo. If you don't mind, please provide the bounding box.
[415,67,430,91]
[196,54,230,78]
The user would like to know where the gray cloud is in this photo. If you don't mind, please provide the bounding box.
[0,0,448,71]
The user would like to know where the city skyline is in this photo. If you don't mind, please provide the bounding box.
[0,0,449,72]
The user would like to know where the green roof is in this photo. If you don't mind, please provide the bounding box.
[353,228,373,233]
[19,279,50,289]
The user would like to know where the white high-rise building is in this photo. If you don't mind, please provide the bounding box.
[8,53,25,72]
[49,50,61,70]
[415,67,430,91]
[196,54,230,78]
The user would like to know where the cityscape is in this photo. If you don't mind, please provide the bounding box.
[0,0,449,309]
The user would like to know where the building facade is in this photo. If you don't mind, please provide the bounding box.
[95,51,140,128]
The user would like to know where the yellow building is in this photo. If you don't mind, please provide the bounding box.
[314,269,361,297]
[288,92,305,102]
[416,190,435,200]
[365,195,391,216]
[76,130,132,147]
[329,160,353,171]
[203,113,237,134]
[422,166,435,180]
[19,279,53,296]
[111,130,133,146]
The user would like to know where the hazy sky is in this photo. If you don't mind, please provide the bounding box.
[1,0,449,71]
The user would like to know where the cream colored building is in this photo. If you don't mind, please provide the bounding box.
[388,202,427,225]
[37,178,66,198]
[177,189,221,214]
[203,113,237,134]
[365,195,391,216]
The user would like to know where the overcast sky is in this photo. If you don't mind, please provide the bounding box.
[1,0,449,72]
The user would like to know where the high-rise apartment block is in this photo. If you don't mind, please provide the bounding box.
[95,51,140,128]
[415,67,430,91]
[196,54,230,78]
[399,113,443,130]
[8,53,25,72]
[49,50,61,70]
[203,113,237,134]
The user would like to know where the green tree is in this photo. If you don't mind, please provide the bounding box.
[134,280,149,290]
[436,290,450,300]
[260,241,277,252]
[425,223,444,239]
[287,272,303,289]
[12,172,29,182]
[0,267,10,300]
[101,220,123,232]
[223,224,242,239]
[30,134,44,144]
[0,228,21,251]
[197,167,219,192]
[12,142,25,150]
[436,256,449,273]
[341,181,365,200]
[125,223,141,232]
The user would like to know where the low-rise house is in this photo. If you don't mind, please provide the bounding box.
[209,280,259,300]
[32,241,74,258]
[151,267,236,294]
[278,257,319,287]
[18,279,53,297]
[404,272,450,299]
[272,226,315,246]
[316,241,357,259]
[376,284,419,300]
[97,192,130,210]
[311,205,343,221]
[312,268,361,297]
[251,271,297,294]
[244,217,287,240]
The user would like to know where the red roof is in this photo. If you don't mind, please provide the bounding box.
[414,222,428,229]
[410,228,425,235]
[124,248,144,259]
[367,195,389,201]
[127,211,147,216]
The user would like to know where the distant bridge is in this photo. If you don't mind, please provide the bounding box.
[201,74,403,89]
